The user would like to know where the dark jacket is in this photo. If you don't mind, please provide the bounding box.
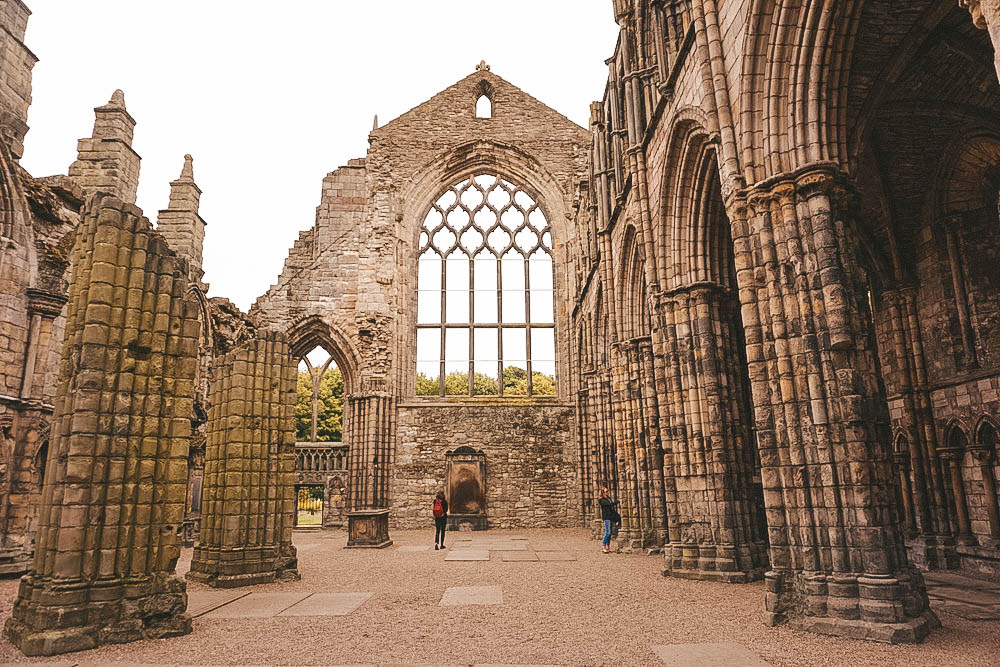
[599,496,618,521]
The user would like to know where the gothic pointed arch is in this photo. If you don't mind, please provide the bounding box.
[287,314,360,396]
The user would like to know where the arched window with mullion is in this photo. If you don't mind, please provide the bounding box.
[416,173,555,396]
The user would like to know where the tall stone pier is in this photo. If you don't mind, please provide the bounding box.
[187,330,299,586]
[4,194,199,656]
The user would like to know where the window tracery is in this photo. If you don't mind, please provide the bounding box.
[416,174,555,396]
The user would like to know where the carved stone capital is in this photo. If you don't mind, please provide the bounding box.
[771,181,796,206]
[969,446,995,465]
[937,446,965,463]
[25,288,68,319]
[794,168,836,200]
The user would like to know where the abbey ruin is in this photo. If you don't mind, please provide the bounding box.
[0,0,998,657]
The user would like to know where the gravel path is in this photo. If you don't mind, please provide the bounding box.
[0,528,996,666]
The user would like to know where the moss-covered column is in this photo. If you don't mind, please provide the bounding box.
[188,330,299,586]
[4,194,199,656]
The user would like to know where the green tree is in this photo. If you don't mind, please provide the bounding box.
[502,366,555,395]
[295,367,343,442]
[416,372,440,396]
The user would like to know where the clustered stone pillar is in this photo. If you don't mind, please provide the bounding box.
[732,170,938,642]
[344,391,395,548]
[187,330,298,586]
[4,194,199,656]
[609,339,667,547]
[877,286,957,568]
[657,284,769,582]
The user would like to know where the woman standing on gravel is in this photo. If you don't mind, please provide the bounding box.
[433,491,448,550]
[598,487,619,554]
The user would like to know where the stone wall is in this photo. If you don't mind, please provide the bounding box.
[393,401,577,529]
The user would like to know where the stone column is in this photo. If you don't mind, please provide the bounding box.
[731,170,938,643]
[4,194,199,656]
[187,330,299,586]
[893,450,918,538]
[657,284,767,583]
[345,391,394,548]
[939,447,973,543]
[970,446,1000,541]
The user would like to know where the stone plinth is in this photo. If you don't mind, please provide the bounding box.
[346,509,392,548]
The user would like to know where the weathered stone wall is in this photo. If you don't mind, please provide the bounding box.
[393,402,577,529]
[0,0,35,160]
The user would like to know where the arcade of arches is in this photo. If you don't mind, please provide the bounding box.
[0,0,999,656]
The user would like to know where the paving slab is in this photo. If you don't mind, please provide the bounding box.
[444,549,490,561]
[277,592,373,616]
[440,585,503,606]
[397,545,431,552]
[202,592,312,618]
[186,590,251,617]
[536,551,576,561]
[501,551,539,562]
[650,642,771,666]
[295,543,321,553]
[927,585,1000,606]
[487,542,529,551]
[923,571,1000,591]
[932,601,1000,621]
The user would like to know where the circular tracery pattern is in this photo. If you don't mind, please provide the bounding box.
[416,174,555,396]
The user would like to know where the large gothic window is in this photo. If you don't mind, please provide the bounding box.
[416,174,556,396]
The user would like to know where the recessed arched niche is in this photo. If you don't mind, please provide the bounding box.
[445,446,487,530]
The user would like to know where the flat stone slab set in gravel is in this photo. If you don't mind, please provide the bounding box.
[442,534,576,562]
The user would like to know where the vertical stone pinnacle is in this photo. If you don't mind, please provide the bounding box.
[179,154,194,181]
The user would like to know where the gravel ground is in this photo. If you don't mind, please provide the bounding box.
[0,528,996,666]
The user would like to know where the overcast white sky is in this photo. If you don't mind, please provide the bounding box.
[20,2,619,310]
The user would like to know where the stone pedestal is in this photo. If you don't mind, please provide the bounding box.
[346,509,392,548]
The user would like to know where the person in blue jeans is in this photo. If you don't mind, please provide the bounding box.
[598,487,619,553]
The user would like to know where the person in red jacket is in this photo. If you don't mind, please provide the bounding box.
[432,491,449,550]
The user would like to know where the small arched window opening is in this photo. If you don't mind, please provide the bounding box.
[474,80,494,119]
[296,346,344,443]
[476,95,492,118]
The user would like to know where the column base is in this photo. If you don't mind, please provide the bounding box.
[764,568,939,644]
[785,610,940,644]
[187,544,299,588]
[346,509,392,548]
[663,541,769,583]
[4,573,191,657]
